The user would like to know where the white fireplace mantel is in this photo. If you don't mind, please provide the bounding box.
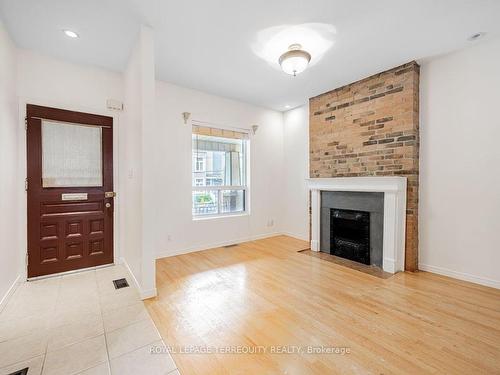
[307,177,407,273]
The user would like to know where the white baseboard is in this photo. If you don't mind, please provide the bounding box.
[155,232,284,260]
[280,231,309,242]
[0,275,21,313]
[122,232,309,298]
[251,232,283,241]
[119,257,141,290]
[28,263,113,281]
[310,239,319,251]
[139,288,158,300]
[382,258,396,274]
[419,263,500,289]
[120,257,158,300]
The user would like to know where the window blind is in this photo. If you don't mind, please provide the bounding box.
[192,125,249,140]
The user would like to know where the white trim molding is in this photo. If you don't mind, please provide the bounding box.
[307,177,407,274]
[120,257,157,300]
[419,264,500,289]
[0,275,21,313]
[155,232,282,260]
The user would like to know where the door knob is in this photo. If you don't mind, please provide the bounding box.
[105,203,111,208]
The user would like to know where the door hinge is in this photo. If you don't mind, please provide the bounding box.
[25,117,28,130]
[26,252,29,267]
[25,178,28,191]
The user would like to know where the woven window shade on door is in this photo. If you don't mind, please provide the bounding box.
[41,120,103,187]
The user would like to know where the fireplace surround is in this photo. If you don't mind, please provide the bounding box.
[321,191,384,267]
[308,177,407,274]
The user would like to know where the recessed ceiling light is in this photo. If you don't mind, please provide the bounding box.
[285,105,291,109]
[63,30,79,38]
[279,44,311,76]
[468,32,485,41]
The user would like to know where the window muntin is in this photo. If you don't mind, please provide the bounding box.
[194,155,206,172]
[192,127,248,218]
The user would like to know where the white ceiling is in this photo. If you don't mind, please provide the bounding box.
[1,0,499,111]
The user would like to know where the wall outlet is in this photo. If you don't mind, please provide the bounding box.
[167,235,172,241]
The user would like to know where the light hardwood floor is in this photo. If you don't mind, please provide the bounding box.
[145,235,500,374]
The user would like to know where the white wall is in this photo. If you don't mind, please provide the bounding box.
[9,36,286,299]
[282,105,309,241]
[0,22,20,307]
[120,26,157,298]
[13,40,158,298]
[7,23,500,295]
[4,24,500,306]
[419,37,500,288]
[152,81,284,258]
[280,38,500,289]
[16,49,124,281]
[139,27,157,296]
[120,30,144,291]
[17,50,123,111]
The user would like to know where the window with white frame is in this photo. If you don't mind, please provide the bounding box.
[192,125,248,218]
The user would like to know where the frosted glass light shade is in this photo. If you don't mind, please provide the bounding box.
[279,49,311,76]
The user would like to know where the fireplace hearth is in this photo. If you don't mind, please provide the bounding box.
[330,208,370,265]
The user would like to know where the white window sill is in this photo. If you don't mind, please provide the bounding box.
[192,212,249,221]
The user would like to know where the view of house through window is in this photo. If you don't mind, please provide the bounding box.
[192,125,248,217]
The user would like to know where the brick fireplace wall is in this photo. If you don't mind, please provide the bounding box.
[309,62,419,271]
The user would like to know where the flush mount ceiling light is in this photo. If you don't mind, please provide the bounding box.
[279,44,311,76]
[252,23,335,74]
[63,30,79,38]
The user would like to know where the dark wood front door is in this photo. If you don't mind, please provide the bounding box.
[27,105,114,278]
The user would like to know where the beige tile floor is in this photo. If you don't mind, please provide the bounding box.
[0,265,179,375]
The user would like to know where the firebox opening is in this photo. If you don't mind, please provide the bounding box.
[330,208,370,265]
[320,191,384,268]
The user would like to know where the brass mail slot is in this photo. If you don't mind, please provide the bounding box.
[61,193,88,201]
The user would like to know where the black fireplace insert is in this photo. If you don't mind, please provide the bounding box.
[330,208,370,265]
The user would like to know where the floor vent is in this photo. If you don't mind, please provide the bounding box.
[113,278,129,289]
[8,368,29,375]
[223,244,238,248]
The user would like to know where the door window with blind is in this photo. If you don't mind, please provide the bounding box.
[192,125,248,218]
